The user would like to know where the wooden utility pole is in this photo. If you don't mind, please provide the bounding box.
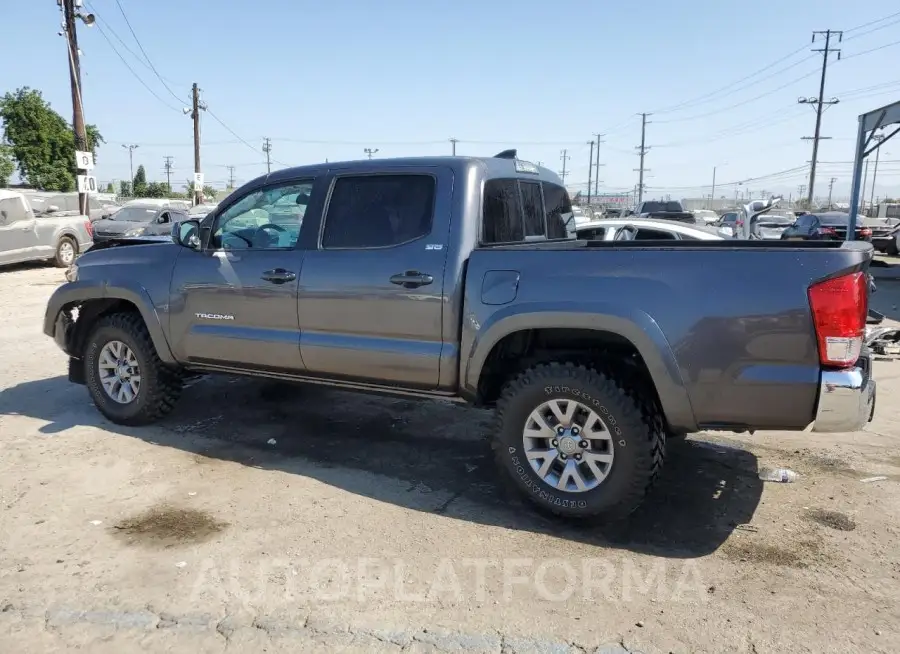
[62,0,90,215]
[263,138,272,173]
[191,83,202,206]
[163,155,173,192]
[226,165,235,189]
[827,177,837,208]
[559,149,570,183]
[586,140,594,204]
[801,29,842,204]
[635,114,651,204]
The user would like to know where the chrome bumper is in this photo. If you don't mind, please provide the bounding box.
[812,353,876,433]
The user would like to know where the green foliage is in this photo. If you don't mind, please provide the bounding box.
[0,87,103,191]
[105,182,114,193]
[144,181,170,198]
[0,143,14,187]
[202,185,216,199]
[132,164,147,196]
[119,180,131,197]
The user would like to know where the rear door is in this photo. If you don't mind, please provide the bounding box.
[297,167,452,389]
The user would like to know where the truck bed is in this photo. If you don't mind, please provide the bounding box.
[462,239,872,432]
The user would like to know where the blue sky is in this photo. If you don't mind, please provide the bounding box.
[5,0,900,201]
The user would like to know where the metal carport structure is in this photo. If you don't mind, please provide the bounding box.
[848,99,900,238]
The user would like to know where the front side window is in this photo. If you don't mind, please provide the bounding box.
[322,174,435,249]
[212,181,312,249]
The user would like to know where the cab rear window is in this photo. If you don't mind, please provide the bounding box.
[482,178,573,244]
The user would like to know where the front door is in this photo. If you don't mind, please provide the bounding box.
[297,169,452,389]
[0,196,38,264]
[168,178,316,372]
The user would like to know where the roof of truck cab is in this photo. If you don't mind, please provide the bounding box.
[0,189,23,200]
[262,155,565,188]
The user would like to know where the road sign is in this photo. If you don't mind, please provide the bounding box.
[77,175,98,194]
[193,172,204,188]
[75,150,94,170]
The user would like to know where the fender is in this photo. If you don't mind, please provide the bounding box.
[461,301,697,431]
[43,278,177,364]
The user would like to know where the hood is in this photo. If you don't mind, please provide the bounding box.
[76,237,180,277]
[93,219,147,234]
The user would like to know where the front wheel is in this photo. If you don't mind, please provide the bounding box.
[83,313,183,425]
[492,362,665,520]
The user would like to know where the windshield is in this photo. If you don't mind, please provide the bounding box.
[109,206,158,222]
[189,204,217,215]
[643,201,684,212]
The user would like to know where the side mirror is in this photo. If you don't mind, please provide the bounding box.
[47,205,60,213]
[173,219,201,250]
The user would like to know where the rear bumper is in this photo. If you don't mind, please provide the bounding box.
[812,352,876,432]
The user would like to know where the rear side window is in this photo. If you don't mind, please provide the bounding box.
[520,181,545,237]
[323,174,435,249]
[543,182,572,239]
[0,197,29,223]
[483,179,524,243]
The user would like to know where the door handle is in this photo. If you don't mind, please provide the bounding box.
[261,268,296,284]
[390,271,434,289]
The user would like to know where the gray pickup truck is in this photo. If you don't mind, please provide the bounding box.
[44,153,877,520]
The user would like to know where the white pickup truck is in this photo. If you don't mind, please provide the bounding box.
[0,189,94,268]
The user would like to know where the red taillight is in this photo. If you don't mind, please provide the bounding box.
[84,220,93,239]
[817,227,837,236]
[808,272,867,368]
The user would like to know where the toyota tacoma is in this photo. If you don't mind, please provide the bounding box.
[44,153,877,519]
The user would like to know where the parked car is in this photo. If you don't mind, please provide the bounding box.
[749,213,794,240]
[0,189,93,267]
[187,203,219,220]
[44,153,876,520]
[92,203,190,243]
[780,211,874,242]
[123,198,192,212]
[691,209,719,225]
[865,218,900,255]
[716,211,739,237]
[575,218,724,241]
[633,200,696,223]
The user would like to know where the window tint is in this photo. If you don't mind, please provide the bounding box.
[796,215,814,230]
[322,175,434,249]
[634,228,677,240]
[213,180,312,249]
[482,179,524,243]
[722,213,737,224]
[543,182,573,239]
[0,197,28,223]
[520,181,545,237]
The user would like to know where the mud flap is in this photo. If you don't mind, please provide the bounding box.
[68,357,86,385]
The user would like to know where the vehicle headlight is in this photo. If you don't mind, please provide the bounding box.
[123,227,145,237]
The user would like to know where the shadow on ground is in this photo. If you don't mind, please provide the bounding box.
[870,275,900,322]
[0,374,762,558]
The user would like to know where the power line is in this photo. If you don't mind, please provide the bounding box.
[112,0,184,105]
[651,44,811,114]
[843,38,900,61]
[90,22,181,112]
[844,10,900,35]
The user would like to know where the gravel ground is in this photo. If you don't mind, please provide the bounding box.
[1,262,899,653]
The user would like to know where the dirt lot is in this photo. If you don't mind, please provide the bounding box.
[1,263,899,653]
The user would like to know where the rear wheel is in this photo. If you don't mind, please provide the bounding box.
[492,362,665,520]
[54,236,77,268]
[83,313,183,425]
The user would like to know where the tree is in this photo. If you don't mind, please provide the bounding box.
[0,87,103,191]
[105,182,114,193]
[119,180,131,197]
[144,181,169,198]
[202,185,217,199]
[132,165,147,197]
[0,144,14,188]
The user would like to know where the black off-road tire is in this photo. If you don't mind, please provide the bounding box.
[83,313,183,426]
[54,236,77,268]
[492,362,666,520]
[887,240,899,257]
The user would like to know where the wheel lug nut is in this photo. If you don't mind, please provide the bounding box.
[560,453,567,460]
[574,454,582,461]
[572,427,580,435]
[556,426,565,434]
[580,440,589,448]
[551,439,558,447]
